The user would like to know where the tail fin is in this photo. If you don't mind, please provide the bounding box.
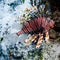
[16,30,24,36]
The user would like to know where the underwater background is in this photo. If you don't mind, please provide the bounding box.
[0,0,60,60]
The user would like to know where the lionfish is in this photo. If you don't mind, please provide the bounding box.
[16,17,54,48]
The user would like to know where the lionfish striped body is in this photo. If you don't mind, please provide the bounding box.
[16,17,54,36]
[16,17,54,48]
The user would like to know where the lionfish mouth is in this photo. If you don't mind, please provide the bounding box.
[16,17,54,48]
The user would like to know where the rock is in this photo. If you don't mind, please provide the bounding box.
[56,32,60,37]
[49,29,56,39]
[52,11,60,24]
[58,54,60,60]
[52,10,60,32]
[0,38,3,43]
